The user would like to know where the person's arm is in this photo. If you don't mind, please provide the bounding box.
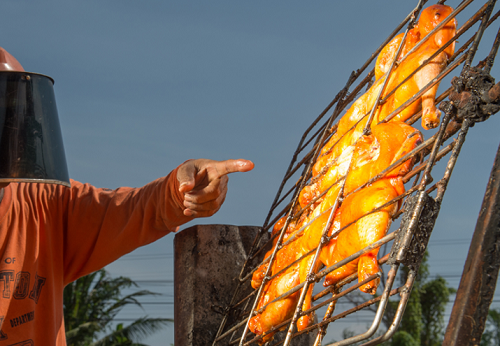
[62,159,254,284]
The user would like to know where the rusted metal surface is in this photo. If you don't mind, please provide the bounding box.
[442,141,500,345]
[388,193,440,271]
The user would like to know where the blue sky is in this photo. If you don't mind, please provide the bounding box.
[3,0,500,344]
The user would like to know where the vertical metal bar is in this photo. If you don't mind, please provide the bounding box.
[313,293,339,346]
[435,117,472,204]
[464,0,497,68]
[442,141,500,346]
[326,264,401,346]
[362,0,425,135]
[363,28,410,135]
[360,270,417,346]
[282,158,351,346]
[484,25,500,74]
[395,109,453,263]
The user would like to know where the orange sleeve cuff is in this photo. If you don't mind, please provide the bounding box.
[160,165,194,231]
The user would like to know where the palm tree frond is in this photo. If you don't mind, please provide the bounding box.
[90,317,173,346]
[64,269,171,345]
[66,321,101,344]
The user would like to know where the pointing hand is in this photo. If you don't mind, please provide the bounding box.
[177,159,254,218]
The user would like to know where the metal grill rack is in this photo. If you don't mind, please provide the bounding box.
[212,0,500,345]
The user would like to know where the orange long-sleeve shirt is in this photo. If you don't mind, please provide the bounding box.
[0,167,191,345]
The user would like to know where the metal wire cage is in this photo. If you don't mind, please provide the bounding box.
[212,0,500,345]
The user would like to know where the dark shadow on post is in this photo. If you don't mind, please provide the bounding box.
[174,224,317,346]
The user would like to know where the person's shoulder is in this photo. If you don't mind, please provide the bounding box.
[13,181,74,199]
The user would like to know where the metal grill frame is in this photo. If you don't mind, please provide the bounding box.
[212,1,500,345]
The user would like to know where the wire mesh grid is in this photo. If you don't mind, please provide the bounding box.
[212,0,500,345]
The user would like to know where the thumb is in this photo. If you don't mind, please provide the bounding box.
[177,160,197,193]
[211,159,255,179]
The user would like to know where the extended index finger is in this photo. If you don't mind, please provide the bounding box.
[211,159,254,179]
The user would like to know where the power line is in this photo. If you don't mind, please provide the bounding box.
[118,254,174,261]
[113,238,476,262]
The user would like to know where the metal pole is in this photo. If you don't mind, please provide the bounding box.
[442,140,500,346]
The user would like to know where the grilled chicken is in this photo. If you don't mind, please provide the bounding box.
[249,215,316,343]
[250,122,422,341]
[311,4,455,184]
[318,122,422,292]
[249,5,455,341]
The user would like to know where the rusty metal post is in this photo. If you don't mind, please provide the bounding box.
[174,224,261,346]
[442,141,500,346]
[174,224,317,345]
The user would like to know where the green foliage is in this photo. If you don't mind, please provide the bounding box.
[388,330,419,346]
[389,252,454,346]
[398,285,422,344]
[419,276,454,346]
[64,269,172,346]
[326,327,384,345]
[481,308,500,346]
[340,251,455,346]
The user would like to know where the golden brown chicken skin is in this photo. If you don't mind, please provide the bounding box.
[310,4,455,185]
[250,122,422,341]
[320,122,422,292]
[249,225,316,343]
[249,4,455,341]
